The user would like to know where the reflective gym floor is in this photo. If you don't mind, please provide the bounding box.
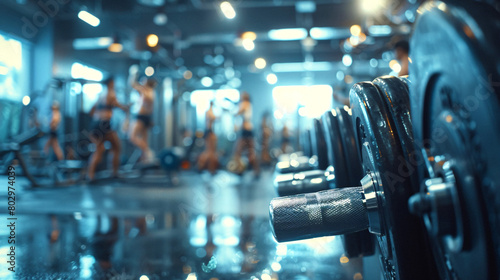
[0,170,374,280]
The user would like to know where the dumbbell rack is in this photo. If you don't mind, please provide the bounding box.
[269,1,500,279]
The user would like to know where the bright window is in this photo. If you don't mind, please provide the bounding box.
[272,85,333,119]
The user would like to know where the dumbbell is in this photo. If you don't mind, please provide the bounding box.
[275,119,328,174]
[275,118,330,195]
[274,108,359,195]
[275,107,376,258]
[270,76,438,279]
[407,2,500,280]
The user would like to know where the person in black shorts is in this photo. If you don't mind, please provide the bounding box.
[43,101,64,161]
[197,101,218,173]
[232,92,259,175]
[87,77,128,180]
[128,66,157,163]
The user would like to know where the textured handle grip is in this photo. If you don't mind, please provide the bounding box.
[269,187,369,242]
[274,170,330,196]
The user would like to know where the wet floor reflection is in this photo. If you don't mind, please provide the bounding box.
[0,171,363,279]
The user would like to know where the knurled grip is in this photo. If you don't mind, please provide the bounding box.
[269,187,369,242]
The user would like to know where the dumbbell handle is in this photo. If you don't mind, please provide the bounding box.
[269,187,369,242]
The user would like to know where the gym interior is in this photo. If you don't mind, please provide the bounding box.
[0,0,499,279]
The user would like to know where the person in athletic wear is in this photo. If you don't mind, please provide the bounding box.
[233,92,259,175]
[394,40,410,76]
[44,101,64,161]
[128,66,157,163]
[197,101,218,173]
[87,77,128,181]
[260,112,272,165]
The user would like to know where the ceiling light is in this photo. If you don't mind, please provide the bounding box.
[73,37,112,50]
[360,0,385,14]
[241,31,256,41]
[342,54,352,67]
[266,73,278,84]
[78,10,100,27]
[370,58,379,67]
[145,66,155,77]
[220,1,236,19]
[183,70,193,80]
[254,58,266,69]
[336,71,344,81]
[268,28,307,41]
[153,13,168,25]
[146,34,159,47]
[201,77,213,87]
[22,96,30,106]
[108,42,123,52]
[138,0,165,6]
[242,39,255,51]
[310,27,350,40]
[295,1,316,13]
[350,25,361,36]
[368,25,392,36]
[271,62,332,72]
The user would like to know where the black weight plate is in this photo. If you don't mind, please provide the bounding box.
[373,76,420,192]
[350,82,437,280]
[336,107,364,185]
[306,129,313,158]
[336,107,376,258]
[312,118,329,170]
[321,110,350,187]
[300,131,311,157]
[411,2,500,279]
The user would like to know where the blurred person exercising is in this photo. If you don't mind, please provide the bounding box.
[44,101,64,161]
[197,101,218,173]
[394,40,410,76]
[87,77,128,181]
[128,66,157,162]
[233,92,259,175]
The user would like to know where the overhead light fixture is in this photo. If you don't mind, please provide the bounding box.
[241,31,256,41]
[254,58,266,69]
[368,25,392,36]
[295,1,316,13]
[360,0,385,14]
[268,28,307,41]
[147,34,159,47]
[108,36,123,53]
[266,73,278,84]
[220,1,236,19]
[350,25,362,36]
[145,66,155,77]
[73,37,112,50]
[78,10,100,27]
[201,77,214,87]
[153,12,168,25]
[22,96,31,106]
[310,27,350,40]
[242,39,255,51]
[271,62,332,72]
[183,70,193,80]
[342,54,353,67]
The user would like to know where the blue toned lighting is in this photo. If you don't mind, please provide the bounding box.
[368,25,392,36]
[78,10,100,27]
[342,54,353,67]
[268,28,307,41]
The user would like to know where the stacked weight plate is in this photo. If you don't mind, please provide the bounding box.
[270,76,438,279]
[408,1,500,279]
